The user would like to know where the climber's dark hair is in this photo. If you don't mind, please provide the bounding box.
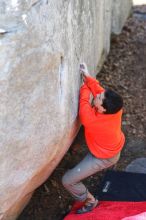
[102,89,123,114]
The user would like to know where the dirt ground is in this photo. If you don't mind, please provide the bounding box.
[18,5,146,220]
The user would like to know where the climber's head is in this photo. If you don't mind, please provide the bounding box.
[94,89,123,114]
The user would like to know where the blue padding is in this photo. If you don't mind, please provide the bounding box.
[98,170,146,201]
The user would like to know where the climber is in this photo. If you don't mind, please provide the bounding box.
[62,63,125,214]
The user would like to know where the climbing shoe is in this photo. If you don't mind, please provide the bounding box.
[76,198,98,214]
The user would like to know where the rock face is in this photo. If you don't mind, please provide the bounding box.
[112,0,133,34]
[0,0,132,219]
[125,158,146,174]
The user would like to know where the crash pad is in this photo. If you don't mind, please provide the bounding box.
[98,170,146,201]
[64,170,146,220]
[64,201,146,220]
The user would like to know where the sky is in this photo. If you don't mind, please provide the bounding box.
[133,0,146,5]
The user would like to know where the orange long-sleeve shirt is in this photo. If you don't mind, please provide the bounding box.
[79,76,125,159]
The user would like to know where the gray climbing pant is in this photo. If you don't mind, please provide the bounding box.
[62,152,120,201]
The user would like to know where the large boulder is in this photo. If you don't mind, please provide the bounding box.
[0,0,132,219]
[112,0,133,34]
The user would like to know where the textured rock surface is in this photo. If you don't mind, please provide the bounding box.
[0,0,132,219]
[125,158,146,174]
[112,0,133,34]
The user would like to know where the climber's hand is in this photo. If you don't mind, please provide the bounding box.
[80,63,90,78]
